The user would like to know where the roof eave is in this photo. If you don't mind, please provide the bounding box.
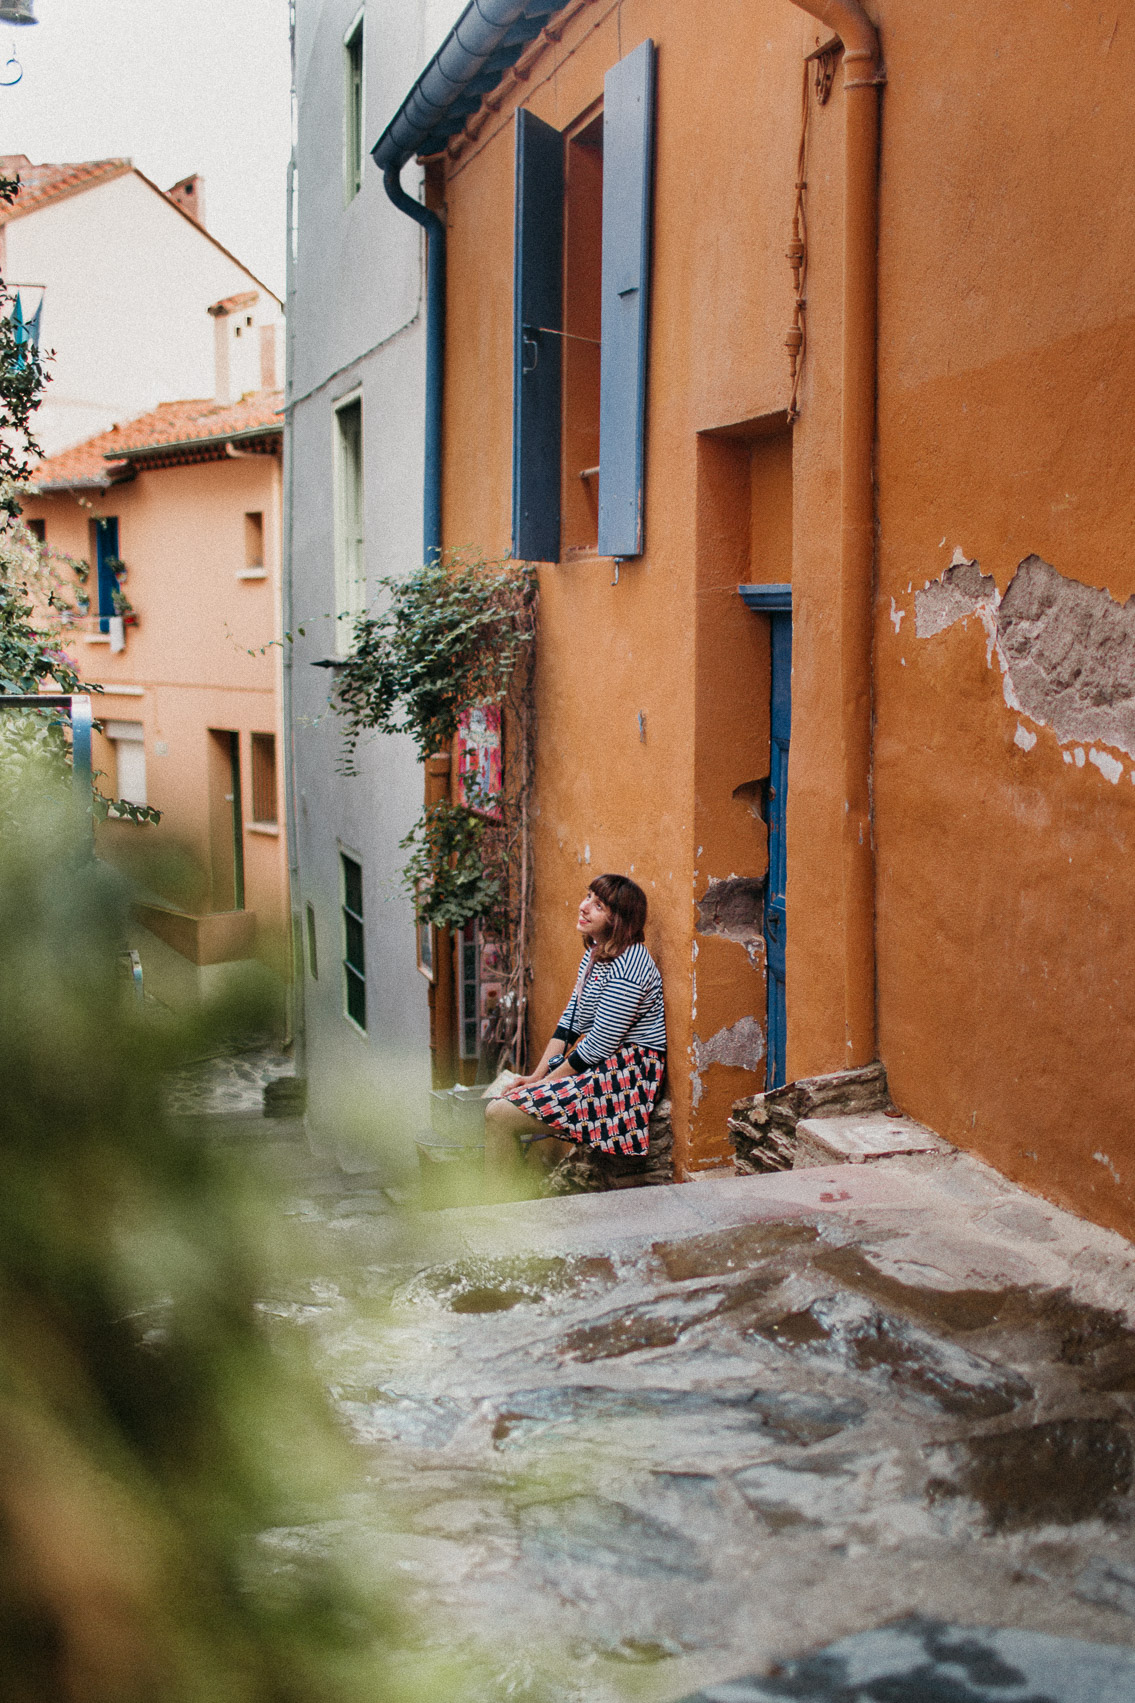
[372,0,569,173]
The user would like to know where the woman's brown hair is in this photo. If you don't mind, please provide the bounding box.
[588,873,647,958]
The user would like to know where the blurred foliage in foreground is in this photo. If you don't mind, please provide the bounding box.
[0,774,412,1703]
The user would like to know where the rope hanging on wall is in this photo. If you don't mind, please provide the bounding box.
[785,61,810,424]
[785,38,840,422]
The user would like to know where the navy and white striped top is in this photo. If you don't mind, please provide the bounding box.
[553,942,667,1069]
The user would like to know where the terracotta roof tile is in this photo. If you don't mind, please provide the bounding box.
[0,156,133,222]
[30,393,284,490]
[208,290,260,317]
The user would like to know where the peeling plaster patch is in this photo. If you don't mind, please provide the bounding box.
[692,1016,765,1075]
[914,558,998,640]
[1090,748,1123,784]
[1094,1150,1122,1186]
[1014,724,1037,752]
[696,878,764,950]
[917,553,1135,764]
[997,557,1135,757]
[889,597,905,633]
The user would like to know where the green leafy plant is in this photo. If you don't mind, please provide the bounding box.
[401,798,507,932]
[334,552,536,771]
[333,551,537,1065]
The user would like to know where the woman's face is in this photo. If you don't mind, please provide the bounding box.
[577,889,613,944]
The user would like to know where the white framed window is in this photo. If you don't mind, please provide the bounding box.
[344,8,365,204]
[106,719,147,807]
[333,392,365,654]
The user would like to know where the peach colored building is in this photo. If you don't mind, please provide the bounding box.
[25,394,288,1002]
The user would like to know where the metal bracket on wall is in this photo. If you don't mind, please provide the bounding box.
[804,34,842,104]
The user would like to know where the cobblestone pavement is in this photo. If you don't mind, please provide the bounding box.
[235,1126,1135,1703]
[165,1043,295,1118]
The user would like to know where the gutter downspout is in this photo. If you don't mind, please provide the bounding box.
[382,163,445,564]
[788,0,883,1069]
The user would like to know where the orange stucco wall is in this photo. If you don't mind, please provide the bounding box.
[438,0,1135,1230]
[24,454,289,965]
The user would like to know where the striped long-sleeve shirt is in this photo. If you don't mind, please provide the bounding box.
[553,942,667,1069]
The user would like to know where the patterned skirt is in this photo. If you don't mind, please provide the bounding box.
[503,1045,665,1157]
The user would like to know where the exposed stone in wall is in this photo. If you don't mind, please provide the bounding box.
[695,877,764,947]
[728,1063,890,1174]
[999,556,1135,756]
[915,558,998,640]
[693,1015,765,1073]
[914,552,1135,762]
[545,1099,674,1193]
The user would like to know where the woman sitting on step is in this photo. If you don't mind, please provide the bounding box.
[485,873,666,1177]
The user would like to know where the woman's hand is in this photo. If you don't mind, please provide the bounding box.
[511,1071,544,1089]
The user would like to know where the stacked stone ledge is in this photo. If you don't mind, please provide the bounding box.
[728,1062,890,1173]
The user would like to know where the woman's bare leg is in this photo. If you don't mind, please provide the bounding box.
[484,1096,552,1198]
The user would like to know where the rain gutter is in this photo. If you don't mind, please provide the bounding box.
[786,0,883,1069]
[372,1,565,564]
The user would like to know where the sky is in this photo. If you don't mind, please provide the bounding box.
[1,0,292,296]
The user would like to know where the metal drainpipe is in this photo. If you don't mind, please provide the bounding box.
[787,0,883,1068]
[382,162,445,564]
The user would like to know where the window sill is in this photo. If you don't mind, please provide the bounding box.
[235,568,268,581]
[248,821,279,835]
[83,633,113,645]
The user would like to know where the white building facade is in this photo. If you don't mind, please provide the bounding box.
[0,158,284,456]
[286,0,464,1157]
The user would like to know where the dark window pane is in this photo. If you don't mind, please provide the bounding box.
[345,966,366,1029]
[344,912,365,974]
[342,854,363,918]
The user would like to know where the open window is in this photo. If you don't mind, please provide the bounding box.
[512,39,655,563]
[344,9,365,203]
[333,395,365,653]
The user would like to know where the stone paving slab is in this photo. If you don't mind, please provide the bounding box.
[673,1617,1135,1701]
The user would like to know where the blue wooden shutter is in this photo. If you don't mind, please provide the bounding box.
[512,108,564,563]
[598,38,655,559]
[95,516,120,634]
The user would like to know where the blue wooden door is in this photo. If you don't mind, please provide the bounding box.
[765,610,792,1088]
[739,584,792,1089]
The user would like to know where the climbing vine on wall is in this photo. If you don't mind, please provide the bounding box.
[333,552,537,1068]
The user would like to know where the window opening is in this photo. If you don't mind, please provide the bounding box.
[334,397,365,653]
[341,852,366,1030]
[251,732,277,825]
[26,517,45,543]
[245,511,264,569]
[91,516,120,633]
[344,13,365,203]
[562,112,603,557]
[306,902,319,980]
[106,720,146,808]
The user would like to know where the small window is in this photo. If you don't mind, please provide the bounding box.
[107,719,147,807]
[26,517,45,543]
[251,732,277,825]
[244,511,264,569]
[341,852,366,1030]
[344,12,365,203]
[306,901,318,981]
[333,396,365,653]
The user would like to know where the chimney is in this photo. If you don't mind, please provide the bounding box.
[208,290,260,403]
[167,173,205,226]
